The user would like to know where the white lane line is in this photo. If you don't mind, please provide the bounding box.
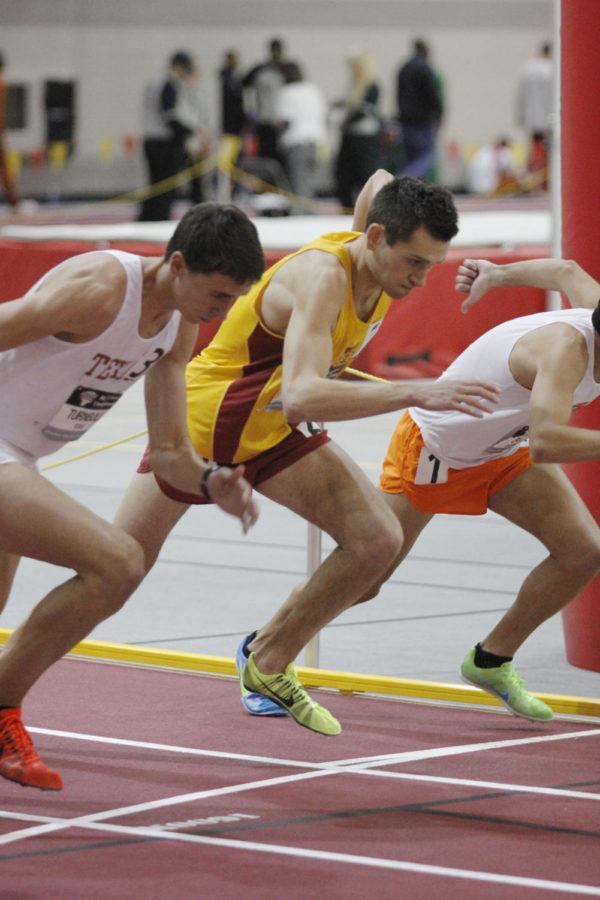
[29,726,329,771]
[31,725,600,775]
[345,767,600,801]
[0,811,61,825]
[3,817,599,896]
[0,767,338,847]
[2,754,598,853]
[1,722,590,851]
[329,727,600,767]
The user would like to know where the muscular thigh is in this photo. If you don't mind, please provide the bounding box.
[0,463,127,570]
[114,472,190,569]
[488,463,599,555]
[257,440,399,547]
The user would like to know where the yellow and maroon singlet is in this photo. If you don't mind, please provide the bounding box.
[185,232,392,464]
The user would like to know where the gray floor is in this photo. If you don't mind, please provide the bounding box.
[4,380,599,699]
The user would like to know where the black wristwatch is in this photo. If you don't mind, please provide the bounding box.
[199,462,221,499]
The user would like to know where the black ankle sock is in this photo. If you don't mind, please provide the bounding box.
[474,642,513,669]
[242,631,257,658]
[0,706,18,713]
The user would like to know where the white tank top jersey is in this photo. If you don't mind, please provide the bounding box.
[410,308,600,469]
[0,249,181,459]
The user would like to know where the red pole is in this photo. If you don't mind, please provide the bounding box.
[560,0,600,671]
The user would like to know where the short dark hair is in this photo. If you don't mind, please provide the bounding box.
[170,51,195,75]
[592,300,600,335]
[165,203,265,283]
[365,176,459,244]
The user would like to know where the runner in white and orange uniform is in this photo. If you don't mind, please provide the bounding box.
[379,257,600,721]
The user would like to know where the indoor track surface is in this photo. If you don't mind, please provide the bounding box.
[1,658,599,899]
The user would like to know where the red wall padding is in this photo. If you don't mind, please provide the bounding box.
[0,238,550,368]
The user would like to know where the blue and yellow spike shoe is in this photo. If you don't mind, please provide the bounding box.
[243,652,341,736]
[235,634,288,716]
[461,647,554,721]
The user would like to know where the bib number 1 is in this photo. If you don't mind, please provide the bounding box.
[415,447,449,485]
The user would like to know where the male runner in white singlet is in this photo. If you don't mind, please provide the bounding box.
[0,203,263,790]
[379,257,600,720]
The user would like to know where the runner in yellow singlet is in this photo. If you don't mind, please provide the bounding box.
[116,171,499,736]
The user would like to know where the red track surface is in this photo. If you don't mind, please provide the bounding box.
[0,658,598,899]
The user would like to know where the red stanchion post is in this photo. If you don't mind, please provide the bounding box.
[560,0,600,671]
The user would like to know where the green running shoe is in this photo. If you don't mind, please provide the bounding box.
[242,653,341,736]
[461,647,554,721]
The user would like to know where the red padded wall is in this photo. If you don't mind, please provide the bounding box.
[559,0,600,672]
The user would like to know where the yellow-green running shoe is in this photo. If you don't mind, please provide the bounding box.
[242,653,341,736]
[235,634,287,717]
[461,647,554,721]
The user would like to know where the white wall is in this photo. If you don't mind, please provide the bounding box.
[2,2,552,163]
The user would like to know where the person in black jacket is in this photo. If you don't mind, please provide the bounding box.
[242,38,294,163]
[396,39,443,180]
[219,50,245,138]
[139,51,210,221]
[335,53,382,208]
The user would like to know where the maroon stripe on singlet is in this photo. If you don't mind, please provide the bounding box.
[212,323,283,463]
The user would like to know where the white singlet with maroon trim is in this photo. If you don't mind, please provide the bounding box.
[0,249,181,459]
[410,308,600,469]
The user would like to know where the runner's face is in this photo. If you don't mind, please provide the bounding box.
[368,225,449,298]
[174,265,252,323]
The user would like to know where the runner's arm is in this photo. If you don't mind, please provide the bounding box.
[144,321,259,531]
[281,271,498,422]
[0,267,123,350]
[457,258,600,313]
[352,169,395,230]
[528,334,600,463]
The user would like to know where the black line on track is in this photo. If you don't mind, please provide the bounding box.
[174,776,600,840]
[51,483,536,577]
[170,810,600,842]
[164,533,535,572]
[2,780,598,862]
[154,557,518,597]
[0,836,153,862]
[127,606,509,646]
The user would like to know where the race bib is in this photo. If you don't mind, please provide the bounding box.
[414,446,449,485]
[41,385,122,442]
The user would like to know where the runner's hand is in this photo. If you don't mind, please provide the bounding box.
[413,379,499,418]
[206,465,259,534]
[456,259,497,312]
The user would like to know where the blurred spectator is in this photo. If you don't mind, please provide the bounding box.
[516,42,553,189]
[0,52,19,210]
[219,50,245,137]
[275,63,327,208]
[139,50,211,221]
[334,53,382,209]
[396,38,443,180]
[466,137,522,196]
[242,38,294,162]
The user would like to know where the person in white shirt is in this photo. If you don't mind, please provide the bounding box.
[0,203,262,791]
[379,257,600,722]
[516,42,553,142]
[516,42,553,186]
[275,63,328,207]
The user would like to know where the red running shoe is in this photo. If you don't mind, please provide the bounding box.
[0,708,63,790]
